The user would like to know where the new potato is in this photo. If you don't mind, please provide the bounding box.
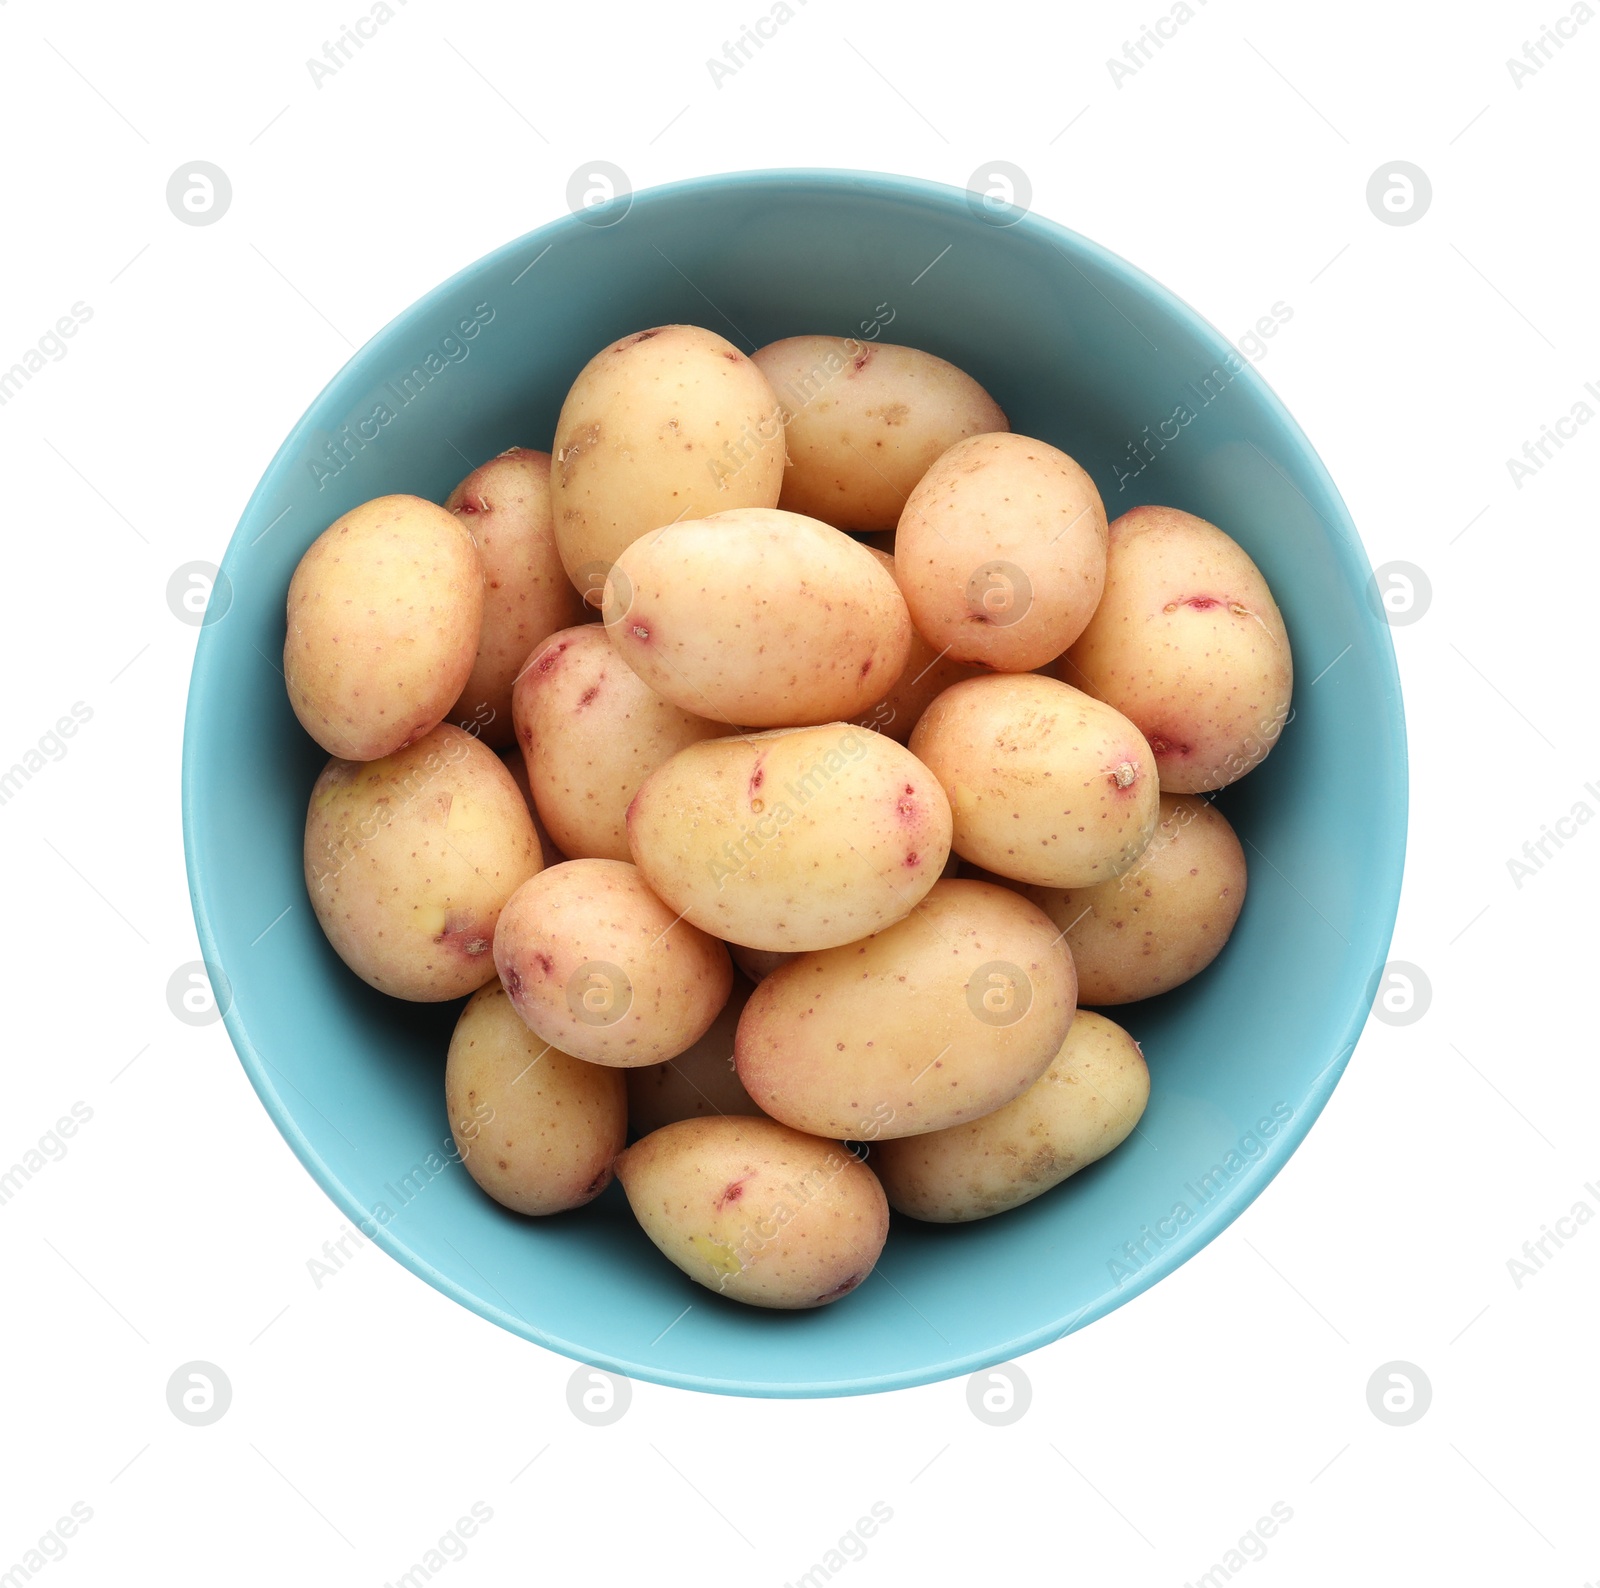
[615,1116,889,1308]
[285,494,484,761]
[735,879,1078,1140]
[304,724,542,1000]
[626,976,765,1137]
[873,1010,1149,1221]
[1061,505,1293,792]
[627,723,953,952]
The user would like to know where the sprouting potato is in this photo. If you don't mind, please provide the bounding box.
[1060,504,1293,792]
[492,858,733,1067]
[513,624,732,862]
[910,673,1159,888]
[872,1011,1149,1221]
[626,723,953,952]
[895,432,1108,672]
[1016,794,1248,1005]
[735,879,1078,1139]
[549,325,785,600]
[285,494,484,761]
[604,508,911,728]
[614,1116,889,1308]
[443,448,587,748]
[446,980,626,1215]
[304,725,542,1001]
[751,336,1007,530]
[626,976,765,1137]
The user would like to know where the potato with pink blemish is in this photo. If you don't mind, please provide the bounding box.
[604,509,912,728]
[895,432,1108,672]
[446,980,627,1215]
[614,1116,889,1309]
[304,725,542,1001]
[751,336,1008,531]
[493,859,732,1067]
[513,624,733,862]
[625,976,766,1137]
[285,494,484,761]
[1060,505,1293,793]
[443,448,587,748]
[626,722,953,952]
[909,674,1159,888]
[549,325,785,598]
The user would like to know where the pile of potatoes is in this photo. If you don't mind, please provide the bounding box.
[284,324,1292,1311]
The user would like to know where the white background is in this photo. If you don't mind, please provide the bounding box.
[2,0,1596,1583]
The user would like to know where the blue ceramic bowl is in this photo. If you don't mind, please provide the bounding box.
[182,169,1405,1397]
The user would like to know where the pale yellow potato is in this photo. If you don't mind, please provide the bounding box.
[604,509,911,728]
[443,448,586,748]
[735,879,1077,1140]
[853,547,983,743]
[285,494,484,761]
[497,747,567,866]
[626,976,765,1137]
[751,336,1008,531]
[627,723,952,952]
[446,979,626,1215]
[1060,505,1293,793]
[1017,794,1248,1005]
[910,674,1158,888]
[873,1010,1148,1221]
[729,944,796,983]
[512,624,731,861]
[549,325,784,597]
[492,859,732,1067]
[896,432,1108,671]
[615,1116,889,1308]
[304,725,542,1000]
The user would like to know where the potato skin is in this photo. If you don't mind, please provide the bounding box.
[492,859,732,1067]
[627,724,952,952]
[873,1010,1148,1222]
[896,432,1108,672]
[605,509,912,728]
[444,449,587,748]
[752,336,1008,531]
[1018,794,1247,1005]
[1061,505,1293,793]
[735,879,1078,1140]
[513,624,731,862]
[625,976,765,1137]
[304,725,542,1000]
[549,325,784,595]
[285,494,484,761]
[614,1116,889,1309]
[910,673,1159,888]
[446,980,627,1215]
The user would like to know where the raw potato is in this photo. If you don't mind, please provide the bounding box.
[444,448,587,747]
[910,673,1159,888]
[446,980,626,1215]
[752,336,1008,531]
[285,494,484,761]
[735,879,1078,1140]
[1017,794,1248,1005]
[492,859,732,1067]
[513,624,731,861]
[497,747,566,866]
[549,325,784,598]
[872,1010,1149,1222]
[895,432,1108,672]
[614,1116,889,1308]
[605,509,912,727]
[627,723,953,952]
[304,724,542,1000]
[1061,504,1293,793]
[626,976,765,1137]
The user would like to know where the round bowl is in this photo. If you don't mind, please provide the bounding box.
[182,168,1406,1397]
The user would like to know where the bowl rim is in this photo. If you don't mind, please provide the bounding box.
[181,165,1408,1398]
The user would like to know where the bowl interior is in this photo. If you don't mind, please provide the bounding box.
[183,169,1405,1397]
